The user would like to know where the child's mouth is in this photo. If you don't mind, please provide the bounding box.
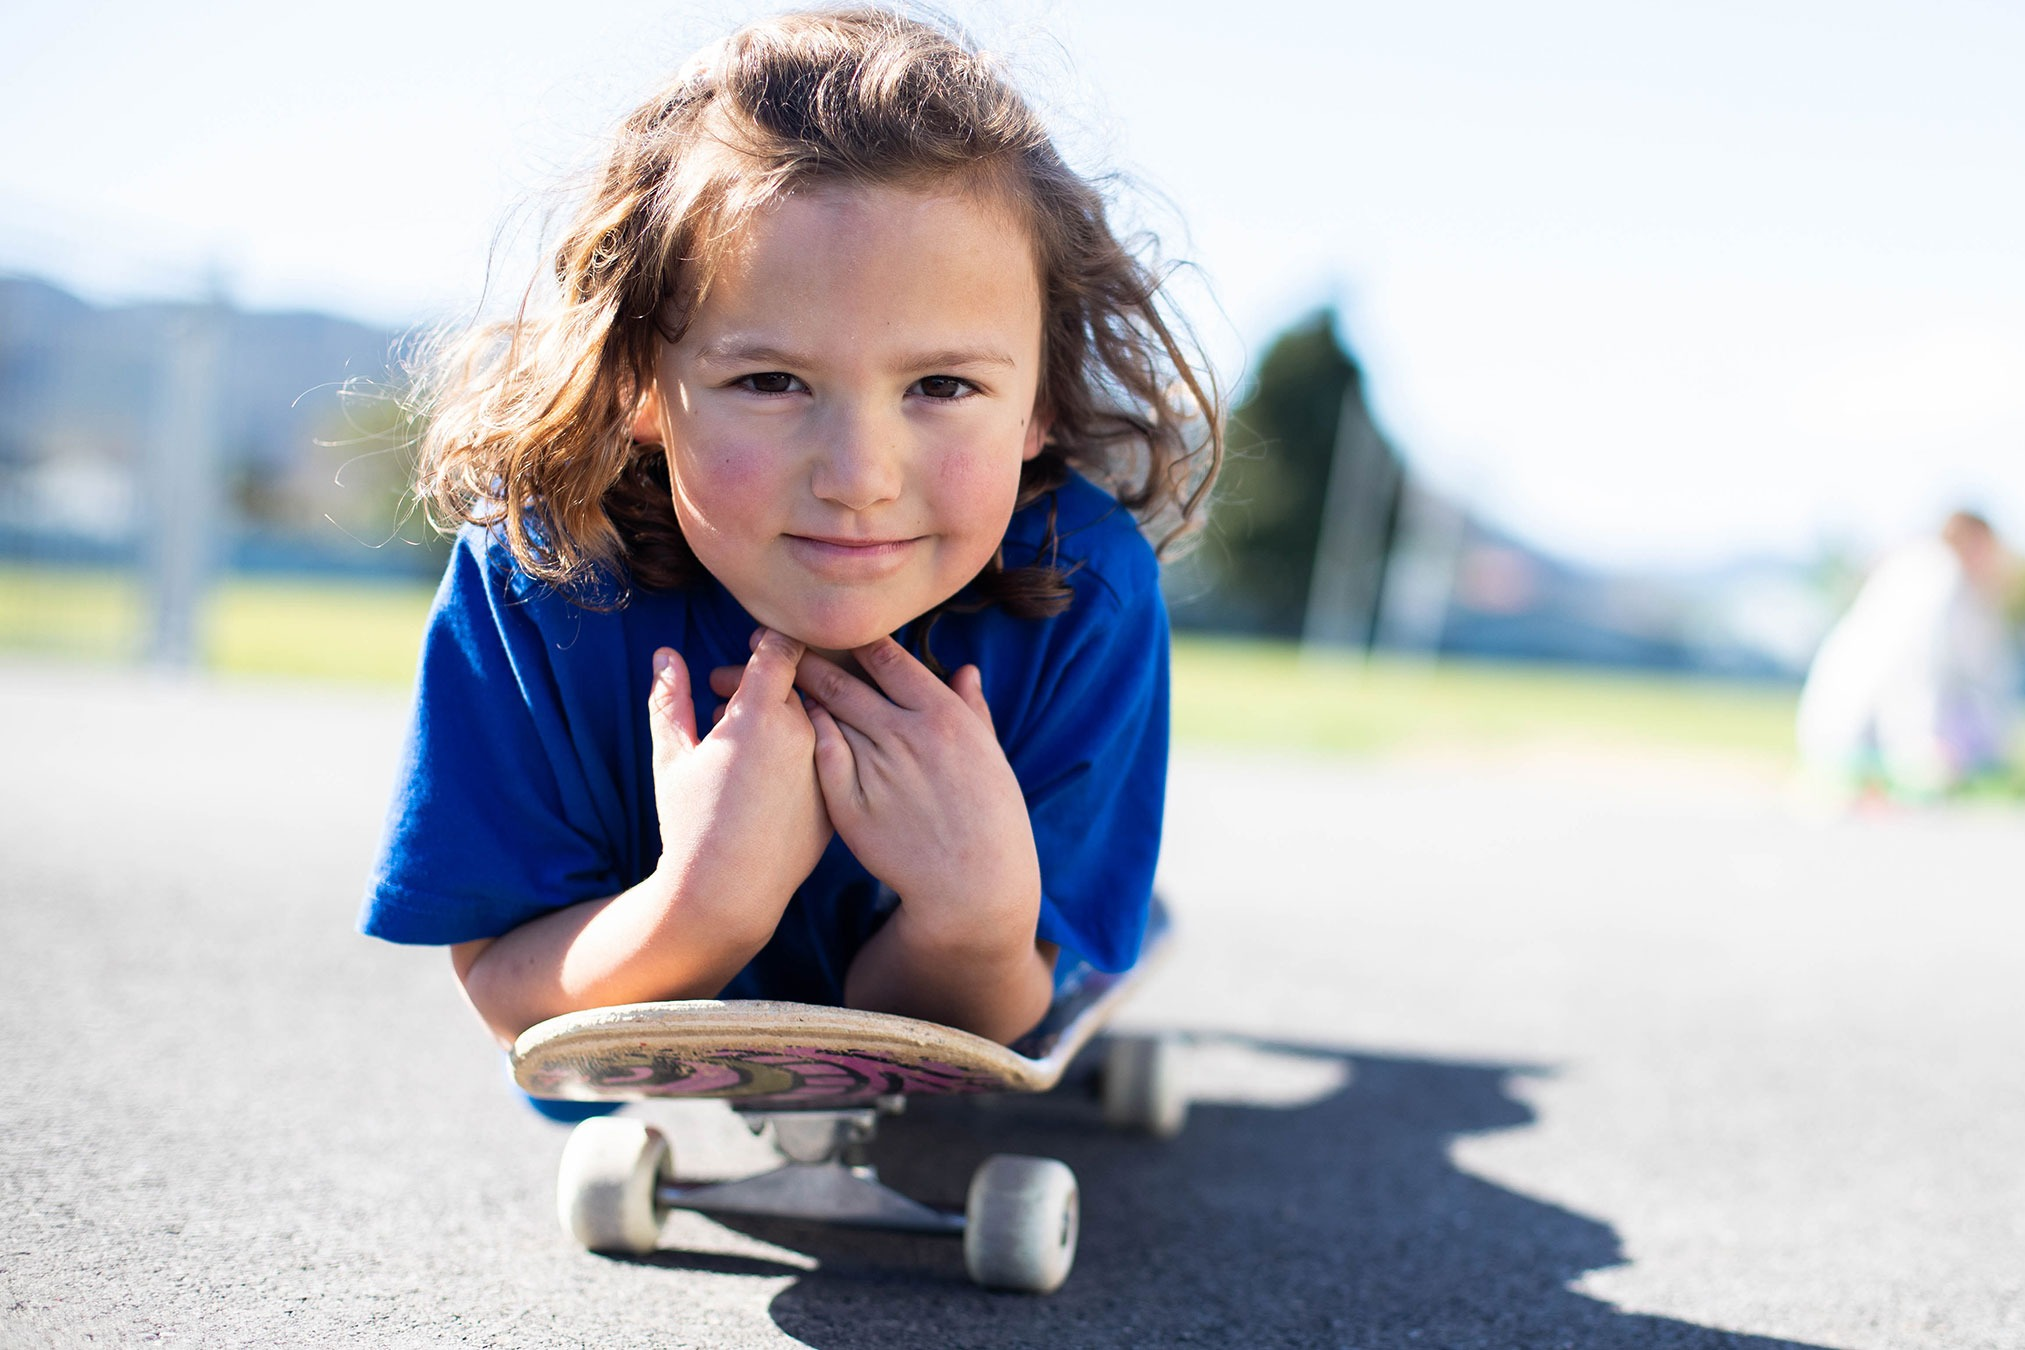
[786,534,920,576]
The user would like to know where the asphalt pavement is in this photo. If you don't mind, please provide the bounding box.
[2,658,2021,1348]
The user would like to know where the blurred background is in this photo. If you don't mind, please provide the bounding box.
[3,0,2020,796]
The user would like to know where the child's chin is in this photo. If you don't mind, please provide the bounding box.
[776,621,896,659]
[767,597,949,658]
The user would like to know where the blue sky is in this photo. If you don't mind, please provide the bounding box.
[3,0,2020,569]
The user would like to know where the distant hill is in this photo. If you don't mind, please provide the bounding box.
[0,274,432,573]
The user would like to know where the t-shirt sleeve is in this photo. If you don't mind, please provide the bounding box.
[359,531,629,945]
[1007,542,1170,975]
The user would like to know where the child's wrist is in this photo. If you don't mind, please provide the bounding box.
[644,856,791,956]
[882,888,1041,972]
[846,903,1055,1043]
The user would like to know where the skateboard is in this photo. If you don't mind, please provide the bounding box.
[510,900,1182,1293]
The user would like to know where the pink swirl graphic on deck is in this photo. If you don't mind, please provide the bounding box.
[527,1045,1002,1104]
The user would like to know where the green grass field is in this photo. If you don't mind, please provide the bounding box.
[1168,635,1798,759]
[0,566,439,685]
[1,565,1801,760]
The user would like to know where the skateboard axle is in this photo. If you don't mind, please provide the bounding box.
[658,1107,964,1234]
[658,1164,965,1234]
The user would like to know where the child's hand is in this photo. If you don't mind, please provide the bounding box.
[647,630,831,946]
[791,638,1041,951]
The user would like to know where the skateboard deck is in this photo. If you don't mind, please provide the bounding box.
[512,900,1171,1110]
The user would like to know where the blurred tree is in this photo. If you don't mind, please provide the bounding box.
[1196,308,1393,637]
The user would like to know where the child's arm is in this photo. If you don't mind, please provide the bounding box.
[793,639,1057,1044]
[452,630,832,1046]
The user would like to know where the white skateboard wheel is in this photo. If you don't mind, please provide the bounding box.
[556,1117,673,1254]
[963,1154,1079,1293]
[1101,1033,1188,1138]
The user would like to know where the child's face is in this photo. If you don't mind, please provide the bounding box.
[633,182,1048,655]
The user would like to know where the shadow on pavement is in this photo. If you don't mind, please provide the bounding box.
[661,1039,1833,1349]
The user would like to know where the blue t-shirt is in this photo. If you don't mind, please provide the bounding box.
[359,471,1168,1003]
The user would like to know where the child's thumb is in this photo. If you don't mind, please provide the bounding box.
[732,628,806,709]
[648,647,699,767]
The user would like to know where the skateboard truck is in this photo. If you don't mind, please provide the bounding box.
[649,1108,965,1235]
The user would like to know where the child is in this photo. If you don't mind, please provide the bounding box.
[1797,511,2016,800]
[360,8,1221,1101]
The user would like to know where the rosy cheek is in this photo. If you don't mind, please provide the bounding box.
[700,451,771,493]
[934,441,1024,513]
[672,446,772,521]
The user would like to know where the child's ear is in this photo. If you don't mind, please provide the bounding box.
[1022,410,1052,461]
[629,380,664,445]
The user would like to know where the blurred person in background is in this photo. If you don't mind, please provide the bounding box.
[1797,511,2017,800]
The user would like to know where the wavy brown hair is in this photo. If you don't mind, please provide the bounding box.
[414,7,1222,618]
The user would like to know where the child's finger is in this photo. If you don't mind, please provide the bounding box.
[793,649,893,730]
[807,701,863,810]
[707,664,745,699]
[647,647,699,767]
[729,628,805,710]
[950,663,994,733]
[851,635,945,710]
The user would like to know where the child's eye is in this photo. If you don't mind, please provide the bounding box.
[911,376,976,400]
[735,372,805,395]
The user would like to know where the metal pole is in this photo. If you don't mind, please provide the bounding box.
[1374,484,1466,660]
[1302,384,1393,653]
[143,300,226,670]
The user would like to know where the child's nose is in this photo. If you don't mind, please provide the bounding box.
[810,405,905,511]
